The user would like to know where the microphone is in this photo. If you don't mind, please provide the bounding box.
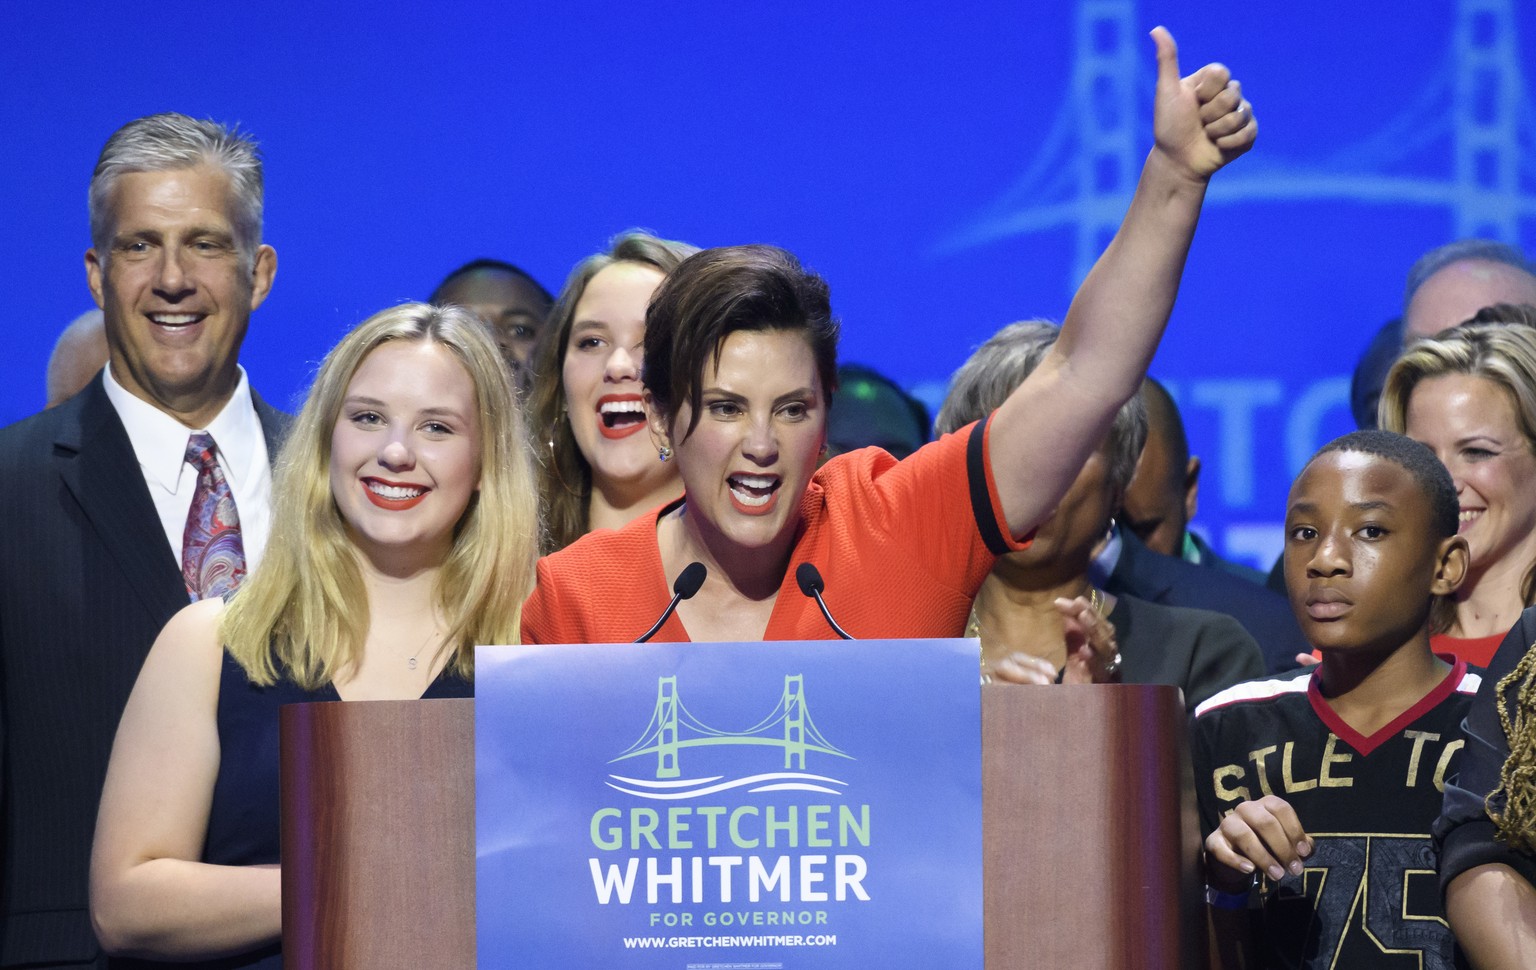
[635,562,708,643]
[795,563,853,640]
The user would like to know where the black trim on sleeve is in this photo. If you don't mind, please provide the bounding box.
[968,415,1010,557]
[1437,818,1536,897]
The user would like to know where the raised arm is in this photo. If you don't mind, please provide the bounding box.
[990,26,1255,537]
[90,599,281,960]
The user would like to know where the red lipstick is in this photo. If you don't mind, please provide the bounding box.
[363,478,428,510]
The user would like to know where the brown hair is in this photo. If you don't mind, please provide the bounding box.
[644,245,840,441]
[526,231,697,553]
[1465,303,1536,328]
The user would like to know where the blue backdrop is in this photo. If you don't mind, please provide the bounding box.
[5,0,1534,568]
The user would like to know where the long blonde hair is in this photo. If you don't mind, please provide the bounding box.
[221,303,539,688]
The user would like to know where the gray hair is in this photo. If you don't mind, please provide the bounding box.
[89,113,264,262]
[936,320,1148,494]
[1404,239,1536,313]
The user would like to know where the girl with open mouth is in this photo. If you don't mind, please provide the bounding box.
[527,231,700,554]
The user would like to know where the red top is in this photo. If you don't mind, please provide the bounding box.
[521,418,1029,644]
[1430,631,1507,668]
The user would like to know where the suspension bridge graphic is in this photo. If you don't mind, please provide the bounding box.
[605,674,853,800]
[942,0,1536,287]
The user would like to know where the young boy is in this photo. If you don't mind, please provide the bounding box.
[1192,430,1477,969]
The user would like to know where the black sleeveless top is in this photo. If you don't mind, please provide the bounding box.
[150,651,474,970]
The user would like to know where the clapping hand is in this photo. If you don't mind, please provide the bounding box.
[980,594,1120,686]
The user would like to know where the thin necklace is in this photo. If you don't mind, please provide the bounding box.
[407,628,443,670]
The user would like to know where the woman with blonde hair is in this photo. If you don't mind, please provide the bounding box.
[90,303,539,967]
[1379,314,1536,665]
[527,230,699,553]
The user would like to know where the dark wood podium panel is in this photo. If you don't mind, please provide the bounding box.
[280,698,475,969]
[982,684,1203,970]
[281,688,1198,968]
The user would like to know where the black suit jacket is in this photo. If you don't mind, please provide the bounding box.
[0,374,288,969]
[1111,593,1266,712]
[1103,527,1308,676]
[1187,531,1269,587]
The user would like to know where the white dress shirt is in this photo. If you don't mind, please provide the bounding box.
[102,363,274,573]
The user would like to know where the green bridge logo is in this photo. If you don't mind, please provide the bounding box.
[605,674,854,801]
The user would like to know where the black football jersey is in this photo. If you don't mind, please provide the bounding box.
[1192,659,1479,969]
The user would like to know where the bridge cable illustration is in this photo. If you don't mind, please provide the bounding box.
[612,675,851,779]
[940,0,1535,288]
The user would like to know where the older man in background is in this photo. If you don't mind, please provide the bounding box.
[1351,239,1536,428]
[0,113,288,968]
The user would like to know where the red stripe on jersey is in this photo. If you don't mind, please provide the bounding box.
[1307,655,1469,757]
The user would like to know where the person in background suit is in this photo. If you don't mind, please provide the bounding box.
[825,363,931,460]
[1120,377,1266,585]
[0,112,283,969]
[1094,521,1308,675]
[1346,240,1536,435]
[1348,317,1402,431]
[1402,240,1536,345]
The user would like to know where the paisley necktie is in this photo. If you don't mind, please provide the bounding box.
[181,432,246,601]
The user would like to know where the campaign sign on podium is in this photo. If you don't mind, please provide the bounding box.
[475,639,982,968]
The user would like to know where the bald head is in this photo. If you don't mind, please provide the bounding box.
[1403,244,1536,343]
[1121,378,1201,557]
[46,309,109,408]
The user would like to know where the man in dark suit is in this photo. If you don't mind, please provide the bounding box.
[0,113,285,969]
[1120,378,1268,586]
[1095,524,1306,675]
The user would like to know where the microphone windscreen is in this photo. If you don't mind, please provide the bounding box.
[795,562,825,596]
[674,562,708,599]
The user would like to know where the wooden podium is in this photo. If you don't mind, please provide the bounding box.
[982,684,1203,969]
[280,698,477,969]
[281,685,1200,968]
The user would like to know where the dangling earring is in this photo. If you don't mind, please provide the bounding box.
[658,445,673,463]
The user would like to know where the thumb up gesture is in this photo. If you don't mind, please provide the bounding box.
[1150,26,1257,182]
